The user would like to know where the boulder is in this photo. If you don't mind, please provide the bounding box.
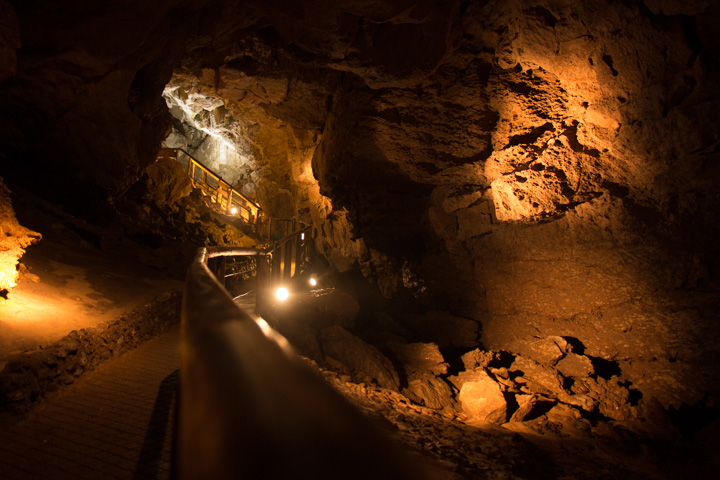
[506,336,569,366]
[403,373,456,411]
[509,394,538,423]
[571,377,634,421]
[510,356,565,398]
[141,158,193,211]
[461,349,501,371]
[455,369,507,425]
[556,353,594,378]
[388,341,447,377]
[319,325,400,391]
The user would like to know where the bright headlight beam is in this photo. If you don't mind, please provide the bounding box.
[309,277,317,287]
[275,287,289,301]
[230,207,238,215]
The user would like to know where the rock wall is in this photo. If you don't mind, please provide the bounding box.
[0,0,20,82]
[0,0,215,213]
[0,177,40,293]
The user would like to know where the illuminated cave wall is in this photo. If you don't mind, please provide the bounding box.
[0,178,40,292]
[161,73,259,194]
[0,0,719,414]
[160,64,329,221]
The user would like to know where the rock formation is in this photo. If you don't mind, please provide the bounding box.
[0,0,719,432]
[0,178,40,293]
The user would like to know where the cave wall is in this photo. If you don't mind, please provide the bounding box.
[1,0,719,413]
[0,0,215,212]
[0,177,40,292]
[306,0,720,410]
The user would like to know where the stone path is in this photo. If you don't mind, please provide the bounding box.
[0,327,180,480]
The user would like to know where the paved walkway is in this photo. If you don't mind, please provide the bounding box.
[0,326,180,480]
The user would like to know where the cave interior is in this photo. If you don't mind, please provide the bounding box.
[1,0,720,477]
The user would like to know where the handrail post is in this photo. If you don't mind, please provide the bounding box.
[214,257,226,288]
[255,254,270,316]
[289,235,298,278]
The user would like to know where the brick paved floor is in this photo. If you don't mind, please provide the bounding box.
[0,326,180,480]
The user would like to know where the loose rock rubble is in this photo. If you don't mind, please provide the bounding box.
[312,361,686,480]
[272,287,717,477]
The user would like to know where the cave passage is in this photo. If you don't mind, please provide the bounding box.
[1,0,719,478]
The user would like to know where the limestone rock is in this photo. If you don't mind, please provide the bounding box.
[507,336,569,366]
[509,394,538,423]
[571,377,634,421]
[319,325,400,391]
[510,356,565,398]
[388,341,448,377]
[0,178,41,292]
[142,158,193,211]
[403,373,456,411]
[556,353,594,379]
[461,349,500,371]
[456,369,507,425]
[544,404,591,438]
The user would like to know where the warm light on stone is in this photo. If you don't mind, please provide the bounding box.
[0,178,40,293]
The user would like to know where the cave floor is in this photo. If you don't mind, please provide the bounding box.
[318,365,713,480]
[0,327,179,479]
[0,188,184,360]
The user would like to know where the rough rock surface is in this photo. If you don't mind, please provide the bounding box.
[319,324,400,391]
[0,0,719,434]
[0,177,40,292]
[121,157,259,248]
[388,341,448,378]
[0,0,20,83]
[324,366,699,479]
[454,369,508,425]
[556,352,594,378]
[404,373,456,412]
[387,341,456,412]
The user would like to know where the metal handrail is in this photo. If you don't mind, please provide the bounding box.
[157,147,264,223]
[178,246,440,479]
